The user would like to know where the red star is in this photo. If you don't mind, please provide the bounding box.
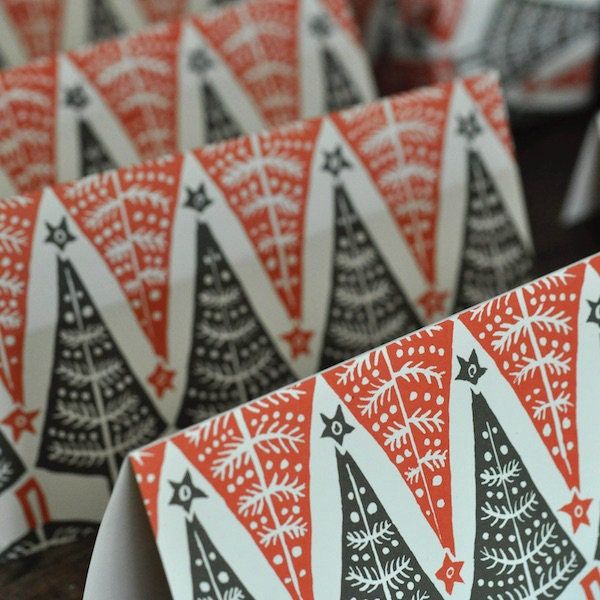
[281,325,314,359]
[147,363,176,398]
[435,552,464,594]
[418,288,448,319]
[560,490,592,532]
[2,407,39,442]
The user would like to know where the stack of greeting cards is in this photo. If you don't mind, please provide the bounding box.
[0,0,375,196]
[0,73,533,562]
[358,0,600,113]
[84,251,600,600]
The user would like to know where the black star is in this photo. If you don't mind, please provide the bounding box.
[188,48,213,74]
[309,14,331,38]
[45,217,76,251]
[184,183,213,213]
[587,297,600,328]
[64,85,89,110]
[321,405,354,445]
[321,146,351,178]
[456,349,487,385]
[168,470,206,513]
[457,113,482,142]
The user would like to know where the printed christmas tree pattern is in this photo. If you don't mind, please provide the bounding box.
[309,14,363,113]
[319,146,422,370]
[402,0,464,42]
[54,156,182,396]
[173,378,316,600]
[64,85,117,177]
[136,0,187,23]
[482,0,599,83]
[462,73,513,154]
[168,470,256,599]
[321,405,443,599]
[470,390,585,598]
[36,218,166,488]
[323,321,464,593]
[459,262,590,532]
[0,427,25,494]
[88,0,125,43]
[195,121,320,358]
[1,0,63,60]
[453,112,532,312]
[0,191,41,405]
[331,83,453,319]
[185,514,255,599]
[0,478,96,563]
[68,21,180,161]
[0,57,57,194]
[176,185,295,428]
[187,47,243,145]
[192,0,300,127]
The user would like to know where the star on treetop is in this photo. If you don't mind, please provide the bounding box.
[457,113,482,142]
[321,146,351,178]
[309,13,331,38]
[188,48,213,74]
[321,405,354,445]
[586,296,600,328]
[169,470,206,513]
[184,183,213,213]
[456,349,487,385]
[45,217,76,251]
[64,85,89,110]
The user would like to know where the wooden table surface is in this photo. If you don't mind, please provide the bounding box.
[0,108,599,599]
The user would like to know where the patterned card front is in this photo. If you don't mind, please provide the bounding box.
[0,0,375,196]
[127,251,600,599]
[356,0,600,113]
[0,0,207,68]
[0,74,532,562]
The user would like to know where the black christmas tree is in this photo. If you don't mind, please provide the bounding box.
[309,14,363,113]
[169,470,255,599]
[319,146,421,369]
[321,405,442,599]
[176,184,295,428]
[470,390,584,598]
[36,217,166,489]
[64,85,117,178]
[453,113,532,312]
[0,429,25,494]
[88,0,125,43]
[482,0,599,82]
[188,48,243,145]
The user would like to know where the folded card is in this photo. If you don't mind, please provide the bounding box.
[357,0,600,113]
[562,111,600,225]
[0,0,375,196]
[0,74,533,562]
[85,251,600,600]
[0,0,202,67]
